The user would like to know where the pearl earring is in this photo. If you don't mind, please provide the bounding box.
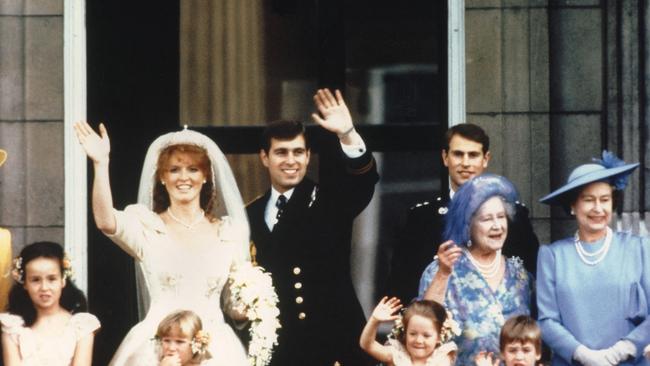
[570,209,575,215]
[203,180,207,184]
[161,181,165,186]
[467,239,472,247]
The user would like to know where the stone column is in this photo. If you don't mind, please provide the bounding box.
[548,0,604,239]
[0,0,65,251]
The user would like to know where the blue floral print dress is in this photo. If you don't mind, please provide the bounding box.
[418,253,532,366]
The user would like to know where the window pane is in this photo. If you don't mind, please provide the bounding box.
[180,1,445,127]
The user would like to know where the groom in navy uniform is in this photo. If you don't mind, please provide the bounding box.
[247,89,377,366]
[388,123,539,305]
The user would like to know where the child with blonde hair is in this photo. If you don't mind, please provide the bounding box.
[360,297,458,366]
[156,310,212,366]
[475,315,542,366]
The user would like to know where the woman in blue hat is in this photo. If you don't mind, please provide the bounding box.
[418,174,532,365]
[537,151,649,366]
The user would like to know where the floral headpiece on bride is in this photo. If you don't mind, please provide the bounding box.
[11,253,74,284]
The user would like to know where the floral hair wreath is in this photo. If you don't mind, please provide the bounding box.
[390,309,461,344]
[190,330,211,356]
[153,330,211,356]
[11,254,75,284]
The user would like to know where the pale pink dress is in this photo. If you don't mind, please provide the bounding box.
[0,312,100,366]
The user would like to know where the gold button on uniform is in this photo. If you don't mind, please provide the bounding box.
[294,282,302,289]
[295,296,303,304]
[293,267,301,275]
[298,312,306,320]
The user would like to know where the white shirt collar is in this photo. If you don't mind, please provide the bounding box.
[265,187,295,231]
[270,187,294,203]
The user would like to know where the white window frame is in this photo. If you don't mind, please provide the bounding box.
[448,0,466,126]
[64,0,88,293]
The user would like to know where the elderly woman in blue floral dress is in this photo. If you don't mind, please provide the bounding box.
[418,174,532,365]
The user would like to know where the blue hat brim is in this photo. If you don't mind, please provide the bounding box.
[539,162,639,205]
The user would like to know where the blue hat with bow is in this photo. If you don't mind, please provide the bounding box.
[539,150,639,206]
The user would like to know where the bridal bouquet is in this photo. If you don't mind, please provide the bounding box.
[227,262,281,366]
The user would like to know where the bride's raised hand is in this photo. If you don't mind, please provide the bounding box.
[74,121,110,164]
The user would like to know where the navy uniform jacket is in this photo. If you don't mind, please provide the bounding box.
[388,192,539,305]
[247,147,378,366]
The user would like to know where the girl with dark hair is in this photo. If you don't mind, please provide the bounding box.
[360,297,458,366]
[1,241,100,365]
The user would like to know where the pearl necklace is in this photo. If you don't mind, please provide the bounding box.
[574,227,612,266]
[167,208,205,230]
[465,249,502,279]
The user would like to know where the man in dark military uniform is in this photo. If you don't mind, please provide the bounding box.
[388,123,539,305]
[247,89,377,366]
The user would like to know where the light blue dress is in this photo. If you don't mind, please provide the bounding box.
[537,231,650,365]
[418,253,531,366]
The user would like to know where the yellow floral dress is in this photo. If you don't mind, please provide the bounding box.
[0,228,11,311]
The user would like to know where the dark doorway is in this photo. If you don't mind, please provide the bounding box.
[86,2,180,364]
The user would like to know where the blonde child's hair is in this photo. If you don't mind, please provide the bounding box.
[397,300,447,345]
[499,315,542,354]
[156,310,212,363]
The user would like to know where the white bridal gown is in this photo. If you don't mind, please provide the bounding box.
[107,204,249,366]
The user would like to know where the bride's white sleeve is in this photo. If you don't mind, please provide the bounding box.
[105,204,161,261]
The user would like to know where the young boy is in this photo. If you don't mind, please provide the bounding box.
[475,315,542,366]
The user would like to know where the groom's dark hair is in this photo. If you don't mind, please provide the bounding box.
[261,120,310,153]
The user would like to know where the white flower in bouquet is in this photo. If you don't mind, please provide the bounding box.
[228,262,281,366]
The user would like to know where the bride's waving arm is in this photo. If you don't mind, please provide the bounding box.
[74,122,116,235]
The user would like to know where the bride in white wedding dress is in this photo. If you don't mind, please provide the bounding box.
[75,122,251,366]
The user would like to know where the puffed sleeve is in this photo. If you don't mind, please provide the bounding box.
[417,260,440,299]
[105,204,165,260]
[0,313,25,345]
[387,338,411,366]
[536,244,581,363]
[621,236,650,361]
[69,313,101,340]
[432,342,458,366]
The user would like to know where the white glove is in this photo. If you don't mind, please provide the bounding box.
[573,345,615,366]
[644,344,650,359]
[603,340,636,365]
